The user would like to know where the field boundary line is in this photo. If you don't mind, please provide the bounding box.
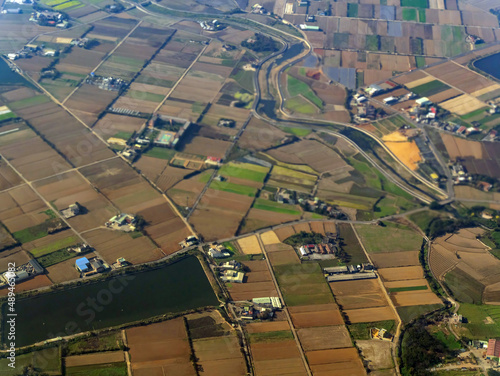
[61,20,144,105]
[256,233,313,376]
[122,330,132,376]
[350,223,402,376]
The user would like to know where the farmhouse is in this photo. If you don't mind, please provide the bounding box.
[209,244,231,258]
[105,213,136,231]
[150,115,190,148]
[324,263,377,282]
[60,203,80,219]
[252,297,282,309]
[75,257,91,273]
[75,257,109,276]
[221,270,245,283]
[1,259,44,286]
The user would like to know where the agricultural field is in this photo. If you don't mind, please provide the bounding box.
[354,222,423,253]
[227,259,278,301]
[430,228,500,304]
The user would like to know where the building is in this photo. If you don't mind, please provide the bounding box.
[106,213,136,231]
[327,272,377,282]
[299,25,320,31]
[2,8,21,14]
[61,203,80,219]
[75,257,90,273]
[209,244,231,258]
[415,97,432,106]
[487,339,500,359]
[252,297,282,309]
[324,266,348,274]
[221,270,245,283]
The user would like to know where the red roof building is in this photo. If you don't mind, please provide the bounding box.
[486,339,500,358]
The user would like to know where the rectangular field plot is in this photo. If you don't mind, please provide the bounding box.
[289,303,344,328]
[127,318,195,375]
[390,290,442,306]
[251,340,308,375]
[330,279,391,310]
[0,124,71,181]
[0,159,22,191]
[370,251,421,268]
[237,235,263,255]
[306,348,366,376]
[265,243,301,266]
[378,266,424,281]
[246,321,291,333]
[354,223,422,253]
[344,306,396,323]
[297,325,352,351]
[192,335,246,376]
[65,351,124,367]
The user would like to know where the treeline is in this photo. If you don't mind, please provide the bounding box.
[400,321,450,376]
[284,231,324,246]
[241,33,278,52]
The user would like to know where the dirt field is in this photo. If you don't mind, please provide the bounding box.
[439,94,486,115]
[245,321,291,333]
[238,117,287,151]
[378,266,424,281]
[237,235,263,255]
[330,279,391,310]
[193,336,246,376]
[251,340,303,361]
[180,137,231,159]
[0,274,52,296]
[297,325,352,351]
[370,251,420,268]
[441,133,484,160]
[306,348,366,375]
[384,278,430,289]
[391,291,443,307]
[65,351,124,367]
[0,160,22,191]
[46,254,92,283]
[260,231,280,245]
[290,305,344,328]
[356,340,394,371]
[344,306,396,323]
[274,226,296,242]
[242,209,300,234]
[267,248,301,266]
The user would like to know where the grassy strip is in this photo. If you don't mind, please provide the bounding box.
[248,330,294,343]
[7,95,50,111]
[144,147,176,160]
[401,0,428,7]
[210,180,257,197]
[30,236,79,257]
[66,362,127,376]
[460,107,488,120]
[388,285,428,293]
[253,198,301,215]
[36,248,77,267]
[397,304,443,323]
[218,163,268,182]
[348,320,396,340]
[282,127,311,137]
[410,80,450,97]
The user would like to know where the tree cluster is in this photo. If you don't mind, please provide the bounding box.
[241,33,278,53]
[284,231,324,246]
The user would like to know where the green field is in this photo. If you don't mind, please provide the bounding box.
[338,223,369,264]
[210,180,257,197]
[434,330,462,350]
[415,56,426,68]
[144,147,176,160]
[418,8,426,22]
[354,222,423,253]
[29,236,79,257]
[460,107,488,120]
[36,248,77,267]
[348,320,396,340]
[410,80,450,97]
[126,90,165,103]
[282,127,311,137]
[458,304,500,339]
[66,363,127,376]
[388,285,428,293]
[397,304,443,322]
[365,35,379,51]
[249,330,294,343]
[347,3,358,17]
[273,263,335,306]
[402,8,418,21]
[0,347,61,375]
[113,131,133,140]
[408,210,443,233]
[287,76,323,109]
[53,0,82,9]
[0,111,16,122]
[67,331,123,355]
[7,95,50,111]
[253,198,301,216]
[272,166,317,182]
[108,55,145,69]
[219,162,268,182]
[444,268,484,304]
[401,0,428,7]
[285,96,317,114]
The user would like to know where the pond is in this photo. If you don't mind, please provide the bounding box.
[4,256,218,347]
[0,58,30,86]
[473,52,500,80]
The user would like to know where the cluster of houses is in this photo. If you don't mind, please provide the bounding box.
[234,297,283,321]
[299,243,336,257]
[60,203,80,219]
[85,73,127,92]
[0,259,43,287]
[323,263,376,282]
[29,10,68,28]
[7,44,59,61]
[251,4,268,14]
[75,256,110,277]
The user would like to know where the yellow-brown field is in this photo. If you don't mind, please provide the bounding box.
[384,140,422,170]
[439,94,486,115]
[237,235,263,255]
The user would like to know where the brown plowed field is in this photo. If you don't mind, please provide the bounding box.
[378,266,424,281]
[190,208,242,241]
[297,325,352,351]
[426,61,495,94]
[237,117,287,151]
[47,254,94,283]
[268,249,301,266]
[370,251,420,268]
[384,278,429,289]
[180,137,231,159]
[251,340,303,361]
[293,223,311,233]
[356,340,394,371]
[310,221,326,235]
[391,291,443,306]
[243,208,299,234]
[427,88,461,103]
[65,351,124,367]
[0,161,22,191]
[274,226,296,242]
[245,321,291,333]
[0,274,52,296]
[228,281,277,301]
[336,293,390,310]
[254,358,308,376]
[306,348,366,376]
[290,309,344,328]
[193,336,246,376]
[344,306,395,323]
[323,222,337,234]
[330,279,381,296]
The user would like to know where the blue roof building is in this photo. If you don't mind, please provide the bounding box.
[75,257,90,272]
